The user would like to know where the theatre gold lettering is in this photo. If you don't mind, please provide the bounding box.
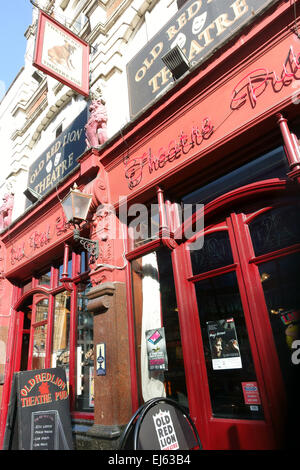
[28,121,83,201]
[145,0,249,94]
[166,1,202,41]
[135,43,164,82]
[34,152,74,195]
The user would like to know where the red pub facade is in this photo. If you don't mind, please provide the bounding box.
[0,0,299,450]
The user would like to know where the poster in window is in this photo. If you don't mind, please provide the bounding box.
[146,327,168,371]
[207,318,242,370]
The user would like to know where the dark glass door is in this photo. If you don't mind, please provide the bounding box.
[179,199,300,449]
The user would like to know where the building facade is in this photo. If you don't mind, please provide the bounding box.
[0,0,300,450]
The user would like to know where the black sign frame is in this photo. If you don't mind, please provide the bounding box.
[3,367,73,450]
[26,106,88,205]
[126,0,276,117]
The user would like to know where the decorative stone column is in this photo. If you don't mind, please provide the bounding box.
[85,281,132,449]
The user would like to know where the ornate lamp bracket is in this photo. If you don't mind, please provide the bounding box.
[73,228,99,258]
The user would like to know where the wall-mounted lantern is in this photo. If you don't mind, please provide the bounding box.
[61,183,99,258]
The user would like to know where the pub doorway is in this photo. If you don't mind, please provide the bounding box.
[174,181,300,449]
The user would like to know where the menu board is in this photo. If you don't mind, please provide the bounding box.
[3,367,73,450]
[31,410,59,450]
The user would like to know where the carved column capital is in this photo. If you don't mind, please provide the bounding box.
[86,282,116,314]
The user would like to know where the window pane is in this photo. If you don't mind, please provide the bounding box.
[76,282,94,411]
[51,292,71,379]
[80,250,88,273]
[182,146,288,208]
[190,231,233,275]
[37,269,51,287]
[129,203,160,249]
[132,247,188,408]
[195,272,264,420]
[249,204,300,257]
[258,252,300,438]
[32,324,47,370]
[35,297,49,322]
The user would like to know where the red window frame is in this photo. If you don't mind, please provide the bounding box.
[8,249,94,422]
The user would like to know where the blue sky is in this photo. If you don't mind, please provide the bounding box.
[0,1,34,100]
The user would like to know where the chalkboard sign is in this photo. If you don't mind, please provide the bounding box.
[3,368,73,450]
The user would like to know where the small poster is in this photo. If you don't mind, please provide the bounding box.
[31,410,59,450]
[207,318,242,370]
[96,343,106,376]
[242,382,261,405]
[146,327,168,371]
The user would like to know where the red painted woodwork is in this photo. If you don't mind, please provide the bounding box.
[0,249,94,448]
[1,0,299,451]
[169,183,299,449]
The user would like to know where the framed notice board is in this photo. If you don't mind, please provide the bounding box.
[3,367,73,450]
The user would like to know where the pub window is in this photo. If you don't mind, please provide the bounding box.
[76,282,94,411]
[194,271,264,420]
[182,146,289,209]
[18,250,94,416]
[37,267,51,287]
[51,291,71,372]
[128,199,160,250]
[131,246,188,407]
[31,295,49,370]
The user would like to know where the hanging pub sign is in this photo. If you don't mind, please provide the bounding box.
[126,0,275,117]
[26,106,88,205]
[146,327,168,371]
[33,10,89,97]
[3,367,73,450]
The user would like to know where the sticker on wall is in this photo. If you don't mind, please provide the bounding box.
[207,318,242,370]
[146,327,168,371]
[96,343,106,376]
